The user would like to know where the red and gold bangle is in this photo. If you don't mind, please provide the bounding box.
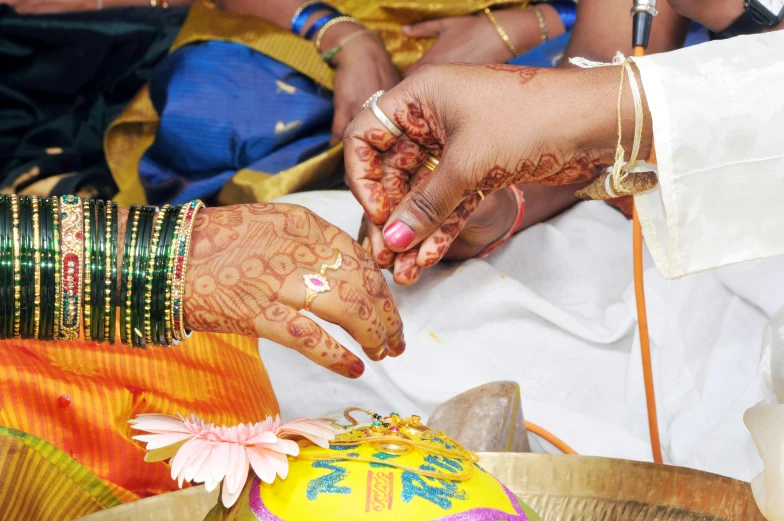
[10,195,21,339]
[169,200,204,343]
[32,196,41,340]
[478,186,525,258]
[82,198,93,341]
[59,195,84,340]
[52,196,62,341]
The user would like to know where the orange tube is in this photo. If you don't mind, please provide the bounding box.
[525,421,577,455]
[632,45,663,465]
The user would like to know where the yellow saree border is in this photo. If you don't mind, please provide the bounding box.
[105,0,336,207]
[0,426,123,521]
[105,0,530,206]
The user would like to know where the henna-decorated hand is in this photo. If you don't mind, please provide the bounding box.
[343,63,651,262]
[182,203,405,379]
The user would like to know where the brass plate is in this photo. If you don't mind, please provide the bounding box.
[75,453,763,521]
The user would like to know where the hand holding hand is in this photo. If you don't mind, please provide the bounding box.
[183,203,405,379]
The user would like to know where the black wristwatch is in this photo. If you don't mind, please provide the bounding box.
[710,0,784,39]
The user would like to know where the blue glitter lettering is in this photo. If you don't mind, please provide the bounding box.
[370,452,400,469]
[400,471,467,509]
[424,455,463,474]
[306,461,351,500]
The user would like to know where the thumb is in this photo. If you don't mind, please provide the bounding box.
[403,19,444,38]
[381,153,466,252]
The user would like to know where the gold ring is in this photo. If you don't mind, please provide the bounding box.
[423,155,439,172]
[303,249,342,311]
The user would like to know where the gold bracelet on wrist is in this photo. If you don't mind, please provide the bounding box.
[484,8,520,58]
[314,16,360,53]
[321,28,373,62]
[530,5,549,44]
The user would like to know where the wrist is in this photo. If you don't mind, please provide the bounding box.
[565,65,653,165]
[318,20,368,50]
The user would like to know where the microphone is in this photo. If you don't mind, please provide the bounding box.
[631,0,658,49]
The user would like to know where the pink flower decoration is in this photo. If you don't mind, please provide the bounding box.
[129,413,337,507]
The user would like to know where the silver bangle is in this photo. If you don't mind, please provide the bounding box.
[362,90,403,137]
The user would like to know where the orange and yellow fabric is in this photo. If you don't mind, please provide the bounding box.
[0,333,278,521]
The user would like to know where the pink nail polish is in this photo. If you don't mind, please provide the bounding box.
[350,360,365,378]
[384,221,414,249]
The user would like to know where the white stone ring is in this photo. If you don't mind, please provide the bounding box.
[303,249,343,311]
[362,90,403,137]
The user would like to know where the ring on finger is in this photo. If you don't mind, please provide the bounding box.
[303,249,343,311]
[363,90,403,137]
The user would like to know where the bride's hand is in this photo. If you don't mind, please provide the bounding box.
[343,63,651,261]
[183,203,405,378]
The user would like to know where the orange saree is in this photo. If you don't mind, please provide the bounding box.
[0,333,279,520]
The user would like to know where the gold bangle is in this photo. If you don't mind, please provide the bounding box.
[32,196,41,340]
[124,210,141,346]
[59,195,84,341]
[291,0,319,28]
[150,0,168,7]
[82,199,92,341]
[170,200,204,342]
[52,196,62,342]
[104,202,115,343]
[144,205,169,346]
[314,16,360,53]
[10,195,21,339]
[530,5,549,44]
[484,8,519,57]
[321,28,373,62]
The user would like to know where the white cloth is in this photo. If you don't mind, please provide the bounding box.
[260,191,783,484]
[633,31,784,279]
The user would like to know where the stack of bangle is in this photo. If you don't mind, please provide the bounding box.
[290,1,368,62]
[0,196,202,346]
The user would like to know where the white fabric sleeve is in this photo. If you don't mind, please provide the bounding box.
[632,31,784,280]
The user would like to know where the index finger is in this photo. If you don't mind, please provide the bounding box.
[343,109,399,225]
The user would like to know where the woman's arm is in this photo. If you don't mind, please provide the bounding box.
[562,0,689,64]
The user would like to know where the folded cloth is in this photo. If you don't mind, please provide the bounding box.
[260,190,782,483]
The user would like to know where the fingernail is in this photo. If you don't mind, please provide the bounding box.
[394,341,406,356]
[362,237,371,253]
[350,360,365,378]
[378,346,389,361]
[402,25,411,32]
[384,221,415,250]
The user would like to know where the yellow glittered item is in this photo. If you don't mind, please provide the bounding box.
[205,409,542,521]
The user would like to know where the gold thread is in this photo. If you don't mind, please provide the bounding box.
[530,6,549,44]
[10,195,21,339]
[145,205,169,346]
[32,196,41,340]
[52,197,61,342]
[484,8,519,57]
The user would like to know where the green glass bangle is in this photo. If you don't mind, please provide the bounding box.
[82,199,95,341]
[92,200,106,342]
[120,206,139,346]
[151,206,178,346]
[38,197,53,342]
[106,202,118,344]
[51,197,62,342]
[19,196,33,340]
[145,205,169,346]
[0,196,10,340]
[132,206,155,348]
